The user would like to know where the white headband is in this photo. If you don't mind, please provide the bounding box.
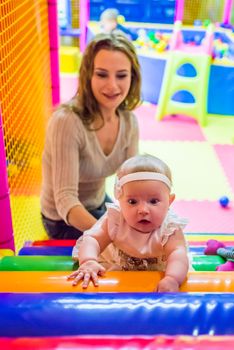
[114,172,172,199]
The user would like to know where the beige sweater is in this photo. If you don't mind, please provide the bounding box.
[40,106,139,223]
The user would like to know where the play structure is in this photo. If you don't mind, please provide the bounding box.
[0,0,234,347]
[1,235,234,346]
[1,336,234,349]
[87,0,234,116]
[155,21,214,126]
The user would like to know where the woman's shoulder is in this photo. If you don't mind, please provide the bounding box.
[120,110,137,121]
[48,100,85,130]
[119,110,138,130]
[52,100,81,122]
[46,101,87,144]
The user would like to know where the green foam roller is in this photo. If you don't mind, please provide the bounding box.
[0,256,78,271]
[0,254,226,272]
[192,255,225,271]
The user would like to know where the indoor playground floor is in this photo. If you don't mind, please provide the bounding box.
[60,74,234,234]
[135,103,234,234]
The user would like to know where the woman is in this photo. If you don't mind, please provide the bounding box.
[41,33,142,239]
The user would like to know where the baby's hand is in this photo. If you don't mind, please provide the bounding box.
[156,276,179,292]
[67,260,106,288]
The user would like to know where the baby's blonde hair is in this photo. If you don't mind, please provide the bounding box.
[117,154,172,183]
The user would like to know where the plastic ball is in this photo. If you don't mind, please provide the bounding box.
[203,19,211,27]
[194,19,202,26]
[194,35,201,45]
[219,196,230,208]
[117,15,125,24]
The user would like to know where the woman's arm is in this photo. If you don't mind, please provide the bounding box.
[67,205,97,232]
[49,109,83,222]
[126,113,139,158]
[49,109,99,231]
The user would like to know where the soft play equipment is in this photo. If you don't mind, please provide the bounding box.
[18,246,73,256]
[1,271,234,293]
[205,239,234,270]
[1,335,234,349]
[32,239,76,246]
[17,244,208,256]
[0,293,234,337]
[156,21,213,126]
[30,237,234,245]
[0,254,225,271]
[1,1,234,344]
[0,248,14,256]
[0,256,76,271]
[59,46,82,73]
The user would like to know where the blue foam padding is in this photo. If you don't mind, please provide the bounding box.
[0,293,234,337]
[18,246,73,256]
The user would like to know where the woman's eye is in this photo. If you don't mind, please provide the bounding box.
[117,74,128,79]
[96,72,107,78]
[128,199,137,205]
[150,198,159,205]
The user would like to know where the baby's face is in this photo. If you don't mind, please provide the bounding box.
[119,180,175,233]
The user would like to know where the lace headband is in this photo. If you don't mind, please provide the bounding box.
[114,171,172,198]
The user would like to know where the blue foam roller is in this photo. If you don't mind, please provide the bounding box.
[18,246,73,256]
[0,293,234,337]
[188,246,234,255]
[188,246,205,254]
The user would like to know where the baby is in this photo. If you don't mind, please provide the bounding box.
[68,154,189,292]
[99,8,138,41]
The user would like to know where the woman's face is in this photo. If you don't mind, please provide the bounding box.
[91,49,132,114]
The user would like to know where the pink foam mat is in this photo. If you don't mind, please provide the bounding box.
[135,104,205,141]
[172,200,234,233]
[214,145,234,193]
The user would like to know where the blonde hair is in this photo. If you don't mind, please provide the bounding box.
[70,33,141,129]
[117,154,172,183]
[100,8,119,21]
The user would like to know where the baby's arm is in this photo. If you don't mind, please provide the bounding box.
[68,218,112,288]
[157,228,189,292]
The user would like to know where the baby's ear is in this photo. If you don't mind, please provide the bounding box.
[169,193,175,205]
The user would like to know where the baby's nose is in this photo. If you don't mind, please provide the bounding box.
[138,203,149,214]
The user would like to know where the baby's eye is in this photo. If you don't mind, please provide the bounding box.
[149,198,159,205]
[128,199,137,205]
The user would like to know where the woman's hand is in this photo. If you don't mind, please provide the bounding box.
[156,275,179,292]
[67,260,106,288]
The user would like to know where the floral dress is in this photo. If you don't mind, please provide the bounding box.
[72,203,188,271]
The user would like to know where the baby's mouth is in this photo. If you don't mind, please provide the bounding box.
[138,219,151,224]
